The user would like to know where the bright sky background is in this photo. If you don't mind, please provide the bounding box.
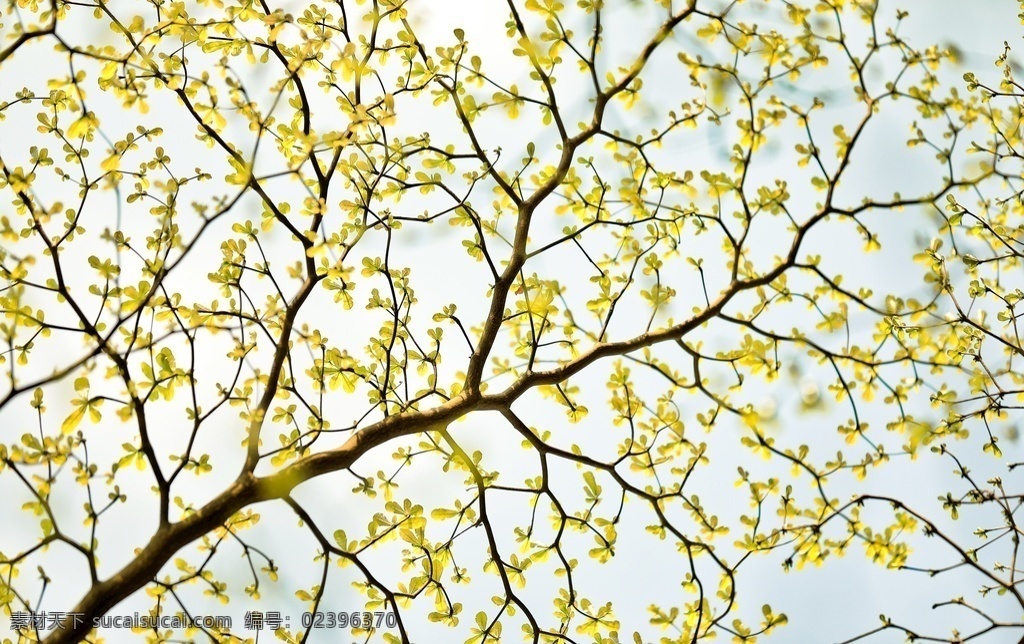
[2,1,1024,643]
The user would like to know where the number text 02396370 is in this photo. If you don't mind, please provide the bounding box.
[302,611,396,629]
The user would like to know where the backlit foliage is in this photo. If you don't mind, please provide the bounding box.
[1,0,1023,642]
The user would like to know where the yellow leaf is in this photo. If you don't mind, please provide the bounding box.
[527,289,553,317]
[67,113,97,139]
[62,405,87,434]
[101,154,120,172]
[100,61,119,81]
[225,156,252,186]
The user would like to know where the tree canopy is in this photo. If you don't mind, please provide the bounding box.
[2,0,1024,642]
